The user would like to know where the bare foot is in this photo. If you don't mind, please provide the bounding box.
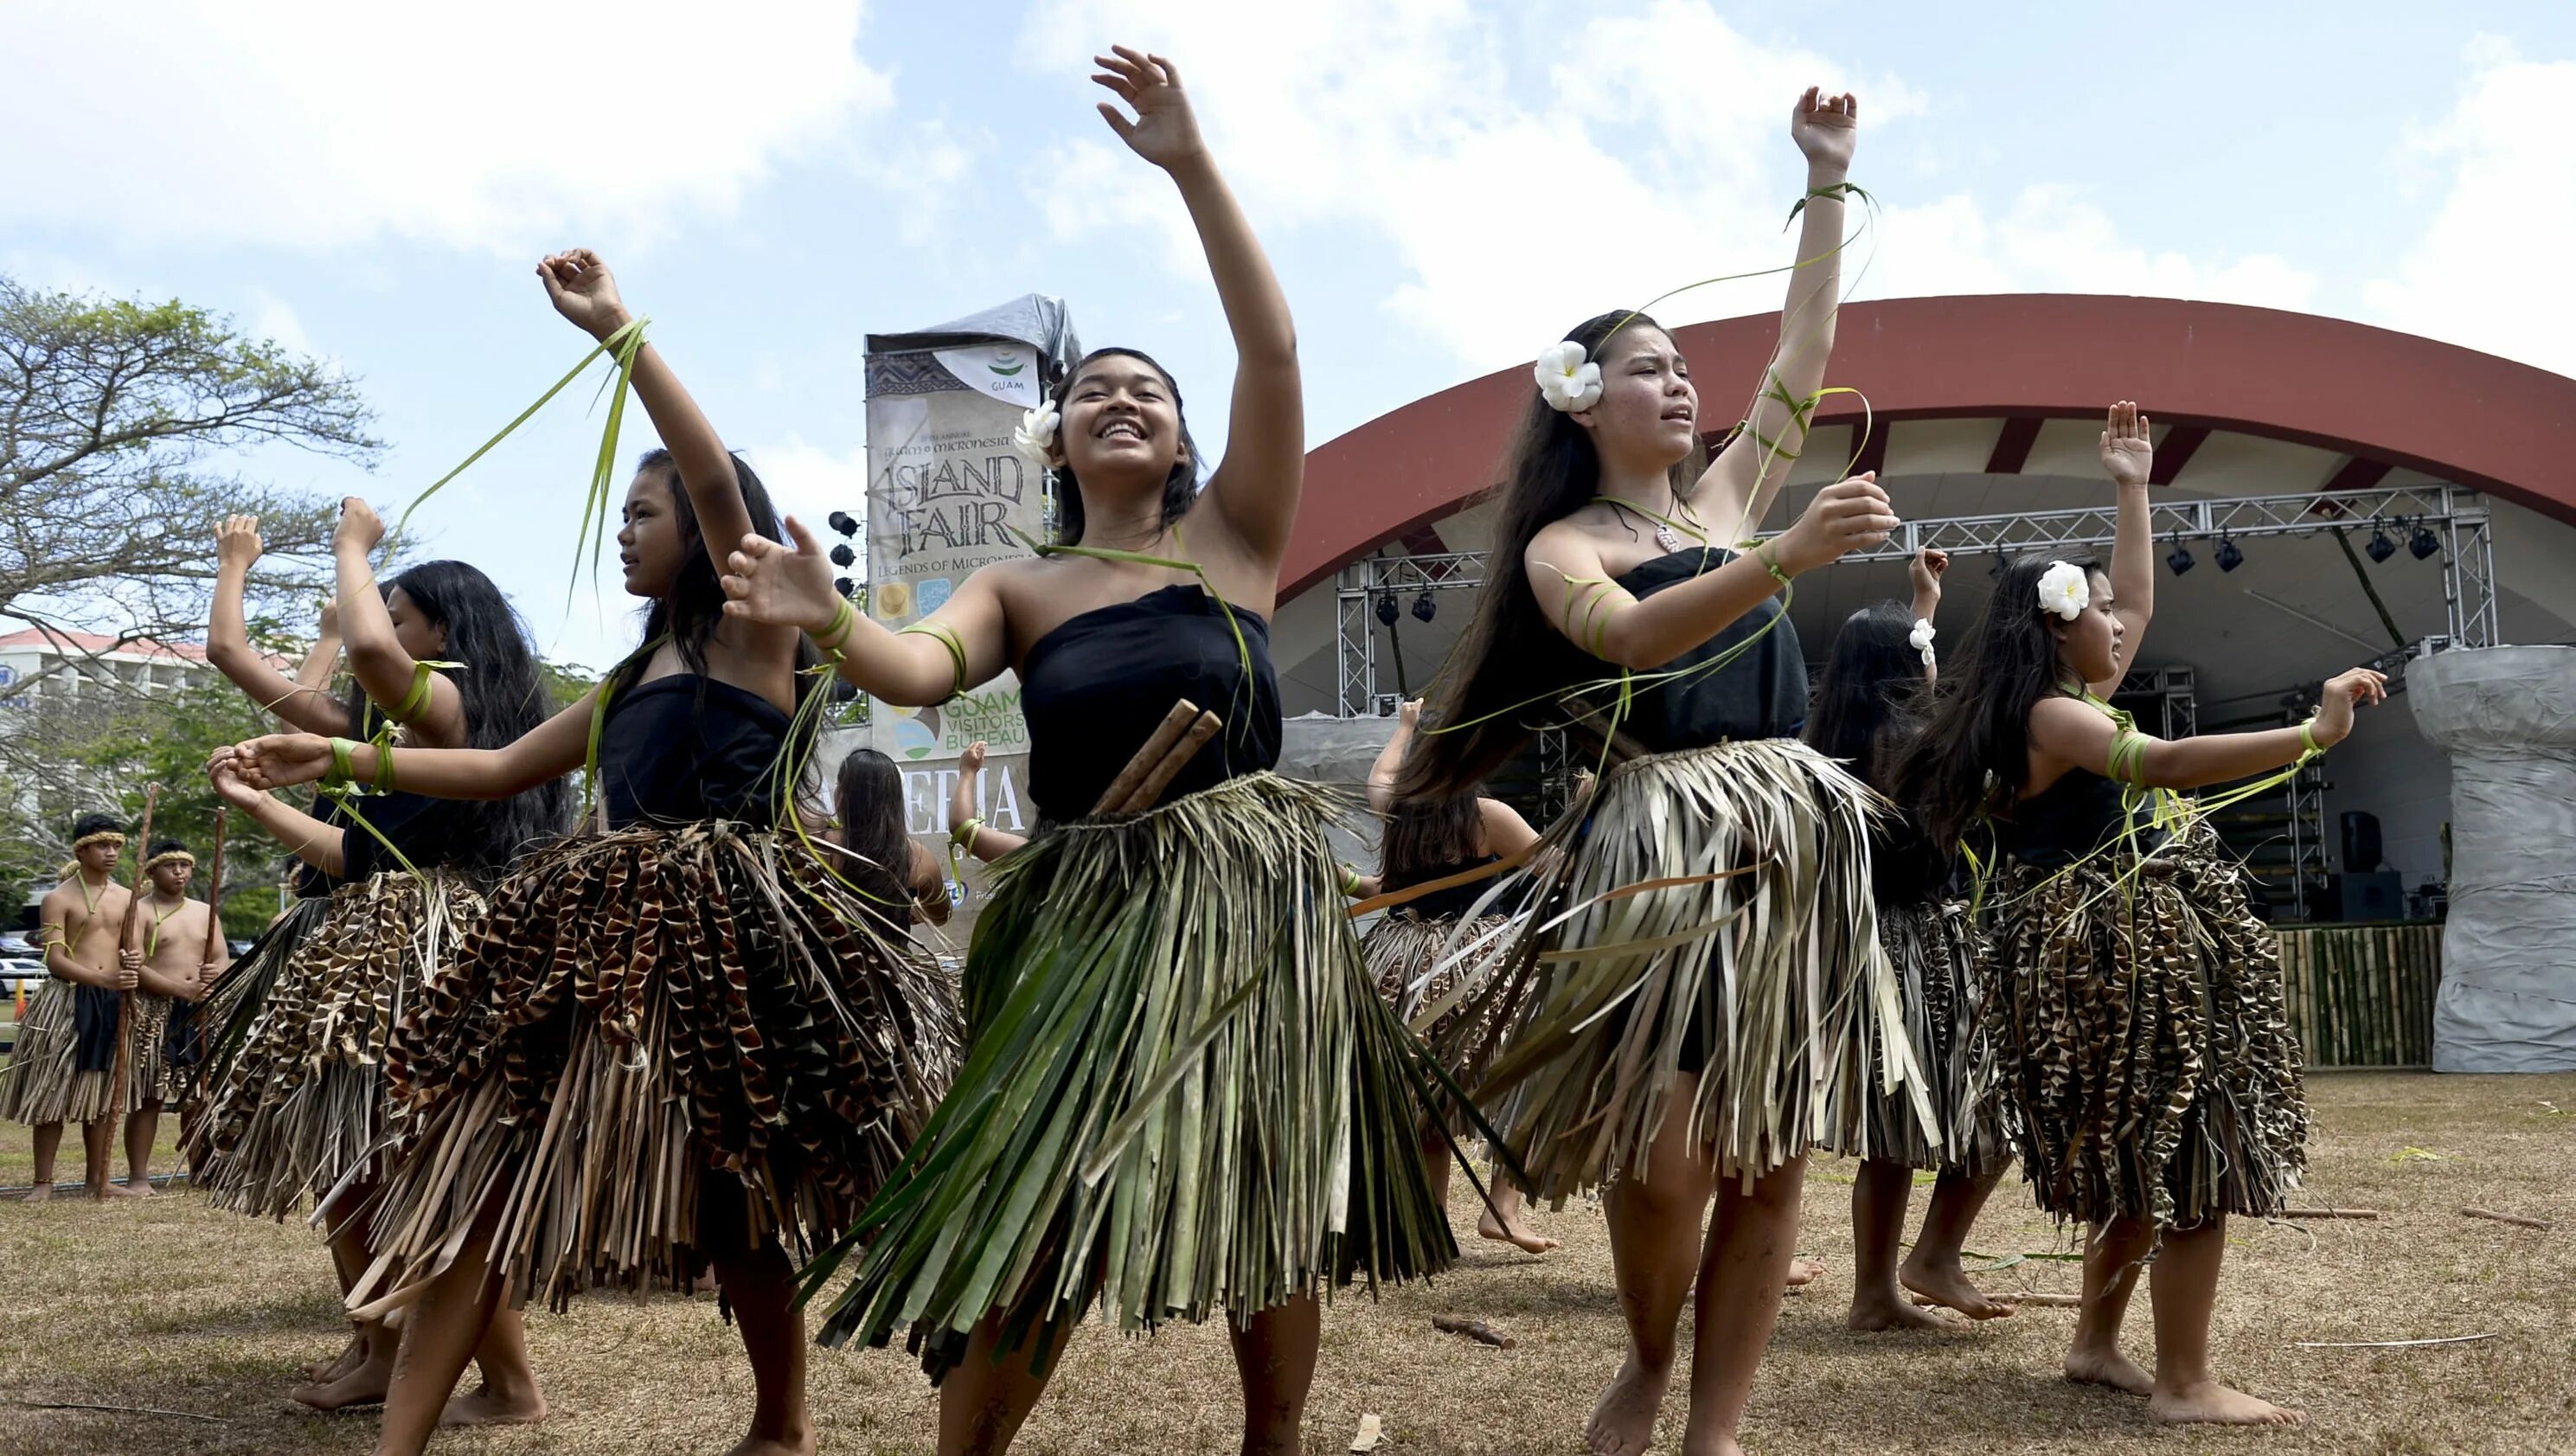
[2151,1380,2306,1426]
[2063,1346,2156,1396]
[24,1183,51,1203]
[291,1356,392,1411]
[112,1178,151,1197]
[441,1383,548,1427]
[1584,1356,1669,1456]
[1477,1205,1561,1254]
[301,1333,365,1383]
[1785,1254,1825,1288]
[1899,1254,2015,1320]
[1848,1286,1970,1332]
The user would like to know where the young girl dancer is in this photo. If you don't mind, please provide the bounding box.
[1806,548,2017,1329]
[722,48,1446,1456]
[1359,700,1556,1254]
[194,510,566,1416]
[225,249,958,1456]
[1900,401,2383,1425]
[1397,88,1900,1456]
[830,744,952,931]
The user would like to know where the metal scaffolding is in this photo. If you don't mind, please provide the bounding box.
[1333,485,2500,718]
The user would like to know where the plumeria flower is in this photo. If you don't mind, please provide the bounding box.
[1535,340,1603,412]
[1012,401,1061,469]
[1908,618,1937,667]
[2036,561,2090,621]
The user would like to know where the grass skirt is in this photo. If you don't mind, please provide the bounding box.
[185,878,469,1219]
[1815,898,2009,1174]
[344,822,957,1314]
[1981,820,2308,1228]
[809,772,1453,1379]
[1361,911,1520,1140]
[2,978,173,1126]
[1446,738,1919,1197]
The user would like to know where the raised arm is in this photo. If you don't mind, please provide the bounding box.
[722,520,1011,705]
[226,691,595,803]
[2030,668,2386,791]
[1908,546,1948,683]
[2092,400,2156,696]
[1093,48,1302,568]
[1528,473,1894,668]
[1700,88,1860,536]
[946,741,1028,863]
[330,497,468,747]
[1367,701,1422,813]
[292,596,343,698]
[905,842,953,927]
[211,757,348,877]
[208,515,352,736]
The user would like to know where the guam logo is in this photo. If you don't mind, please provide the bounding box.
[988,348,1026,378]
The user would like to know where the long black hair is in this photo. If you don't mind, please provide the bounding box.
[1804,601,1928,795]
[609,449,826,798]
[1398,311,1706,800]
[342,559,572,871]
[1893,554,2103,849]
[1379,792,1483,891]
[1046,347,1201,547]
[831,747,912,915]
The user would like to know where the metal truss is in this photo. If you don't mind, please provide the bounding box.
[1333,488,2501,717]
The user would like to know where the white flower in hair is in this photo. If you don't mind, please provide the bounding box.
[2035,561,2090,621]
[1011,401,1061,469]
[1535,340,1603,412]
[1908,618,1936,666]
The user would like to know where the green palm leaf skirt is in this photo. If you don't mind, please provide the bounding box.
[1362,911,1522,1139]
[2,979,178,1126]
[1815,897,2009,1175]
[339,823,958,1314]
[807,772,1454,1379]
[1979,820,2309,1228]
[1441,737,1922,1197]
[185,876,476,1219]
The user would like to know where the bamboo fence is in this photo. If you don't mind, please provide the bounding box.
[2273,921,2442,1069]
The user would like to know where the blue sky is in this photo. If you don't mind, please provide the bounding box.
[9,0,2573,669]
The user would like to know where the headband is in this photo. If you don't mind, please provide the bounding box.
[144,850,196,873]
[71,831,126,854]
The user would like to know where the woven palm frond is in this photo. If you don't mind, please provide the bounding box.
[185,874,479,1220]
[806,772,1452,1381]
[2,979,176,1126]
[1432,737,1925,1197]
[1813,898,2009,1173]
[1982,820,2308,1228]
[342,822,956,1316]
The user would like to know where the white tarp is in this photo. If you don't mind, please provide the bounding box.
[2411,645,2576,1073]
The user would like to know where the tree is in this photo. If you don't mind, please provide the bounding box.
[67,679,297,937]
[0,276,379,679]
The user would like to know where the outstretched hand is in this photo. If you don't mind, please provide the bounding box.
[1908,547,1950,601]
[1775,472,1897,574]
[207,755,265,811]
[537,249,634,342]
[1093,46,1206,170]
[2311,667,2391,747]
[218,734,336,792]
[2100,400,2153,489]
[1791,87,1860,172]
[216,515,264,573]
[723,516,842,636]
[334,496,387,555]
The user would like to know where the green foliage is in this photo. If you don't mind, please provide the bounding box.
[69,678,295,920]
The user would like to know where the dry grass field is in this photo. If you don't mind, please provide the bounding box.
[1,1072,2570,1455]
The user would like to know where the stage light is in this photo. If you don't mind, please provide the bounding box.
[828,510,860,538]
[2167,542,2195,576]
[1412,591,1437,624]
[2366,522,2396,564]
[2215,536,2244,573]
[2411,523,2441,560]
[829,543,856,568]
[1375,591,1400,627]
[833,575,856,599]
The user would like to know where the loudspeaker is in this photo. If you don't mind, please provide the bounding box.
[2338,870,2404,922]
[2340,811,2384,873]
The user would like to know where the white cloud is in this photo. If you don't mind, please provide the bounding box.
[744,438,869,548]
[242,288,319,359]
[1011,1,2316,371]
[0,0,891,254]
[2361,38,2576,379]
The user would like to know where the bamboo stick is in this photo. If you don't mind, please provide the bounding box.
[108,786,161,1121]
[1914,1292,2082,1309]
[2281,1207,2381,1220]
[2459,1207,2552,1231]
[1092,702,1202,815]
[198,807,228,970]
[1432,1314,1515,1348]
[1121,712,1222,813]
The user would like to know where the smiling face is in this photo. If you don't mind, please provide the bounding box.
[2050,568,2124,683]
[617,465,689,600]
[384,587,450,659]
[1571,324,1698,472]
[1052,352,1188,498]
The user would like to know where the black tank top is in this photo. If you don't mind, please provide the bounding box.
[1018,585,1283,822]
[598,676,791,829]
[1998,766,2164,870]
[1869,809,1954,908]
[1383,853,1509,922]
[1610,548,1808,753]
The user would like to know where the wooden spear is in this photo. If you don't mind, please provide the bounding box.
[197,806,228,978]
[108,785,160,1123]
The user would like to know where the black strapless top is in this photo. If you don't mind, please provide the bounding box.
[1609,548,1807,753]
[598,676,791,829]
[335,790,482,882]
[1384,853,1507,922]
[1868,808,1952,908]
[1998,766,2165,870]
[1019,585,1283,823]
